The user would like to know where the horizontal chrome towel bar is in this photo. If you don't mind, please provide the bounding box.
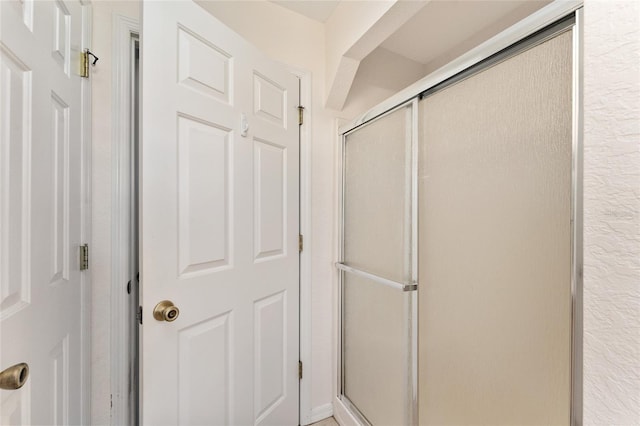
[335,263,417,292]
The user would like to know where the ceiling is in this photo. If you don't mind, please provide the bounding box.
[270,1,340,23]
[269,0,552,111]
[270,1,550,69]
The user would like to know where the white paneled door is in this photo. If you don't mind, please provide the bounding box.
[0,0,88,424]
[141,2,300,425]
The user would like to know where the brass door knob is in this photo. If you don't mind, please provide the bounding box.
[0,363,29,390]
[153,300,180,322]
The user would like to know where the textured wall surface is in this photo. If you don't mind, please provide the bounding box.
[583,1,640,424]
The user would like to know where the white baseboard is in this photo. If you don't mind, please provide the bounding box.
[307,403,334,424]
[332,397,361,426]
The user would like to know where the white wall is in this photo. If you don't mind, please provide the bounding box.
[342,46,426,118]
[324,0,394,94]
[91,2,139,425]
[583,1,640,423]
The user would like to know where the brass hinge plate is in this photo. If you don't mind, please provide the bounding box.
[299,360,303,380]
[298,234,303,252]
[79,244,89,270]
[80,51,89,78]
[297,106,305,126]
[80,49,99,78]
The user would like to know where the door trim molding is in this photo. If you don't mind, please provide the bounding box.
[81,3,93,425]
[287,66,314,426]
[111,13,139,426]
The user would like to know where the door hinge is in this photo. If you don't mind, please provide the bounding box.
[79,244,89,270]
[137,306,143,325]
[297,106,305,126]
[298,234,303,252]
[299,360,303,380]
[80,49,99,78]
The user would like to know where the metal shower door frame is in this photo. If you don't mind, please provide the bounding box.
[336,1,583,424]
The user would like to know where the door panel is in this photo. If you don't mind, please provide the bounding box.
[176,115,231,276]
[343,107,412,283]
[177,311,232,425]
[254,290,287,422]
[418,30,573,425]
[254,139,286,260]
[141,2,299,425]
[0,45,31,320]
[340,102,416,426]
[343,272,406,426]
[1,0,87,423]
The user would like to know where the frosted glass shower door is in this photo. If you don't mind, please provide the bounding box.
[418,29,574,424]
[339,103,417,426]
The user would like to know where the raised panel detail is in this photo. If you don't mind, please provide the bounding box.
[178,115,232,277]
[253,73,286,128]
[51,92,69,285]
[254,291,287,423]
[50,335,69,425]
[178,312,232,425]
[178,27,232,104]
[0,45,32,320]
[19,0,34,30]
[254,139,286,261]
[0,382,31,425]
[52,1,70,75]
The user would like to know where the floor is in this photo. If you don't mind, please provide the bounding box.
[311,417,339,426]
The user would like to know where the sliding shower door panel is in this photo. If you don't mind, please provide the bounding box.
[344,106,412,283]
[418,30,573,425]
[343,272,407,425]
[340,103,416,426]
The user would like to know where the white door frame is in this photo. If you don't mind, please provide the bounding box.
[81,3,94,425]
[292,65,315,426]
[109,15,314,425]
[110,13,139,425]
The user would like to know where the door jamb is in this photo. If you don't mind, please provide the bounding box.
[289,67,314,425]
[81,2,94,425]
[111,14,139,425]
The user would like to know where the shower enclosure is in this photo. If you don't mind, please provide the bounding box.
[338,101,418,426]
[337,5,582,425]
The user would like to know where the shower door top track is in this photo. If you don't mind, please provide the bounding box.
[338,0,583,136]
